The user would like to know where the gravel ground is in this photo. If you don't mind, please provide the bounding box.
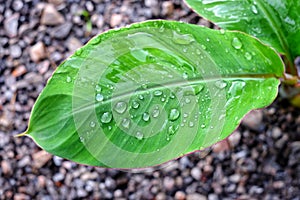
[0,0,300,199]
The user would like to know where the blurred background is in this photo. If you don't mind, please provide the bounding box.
[0,0,299,199]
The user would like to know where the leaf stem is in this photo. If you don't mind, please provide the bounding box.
[14,131,28,138]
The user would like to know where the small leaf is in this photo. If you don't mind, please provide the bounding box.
[185,0,300,60]
[23,20,284,168]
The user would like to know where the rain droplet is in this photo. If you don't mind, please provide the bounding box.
[206,38,210,42]
[101,112,112,123]
[244,52,252,60]
[251,5,258,14]
[95,84,102,92]
[169,109,180,121]
[138,95,144,100]
[168,125,178,135]
[231,37,243,49]
[79,136,85,143]
[172,32,195,45]
[121,118,130,129]
[95,93,104,102]
[66,76,72,83]
[183,113,188,118]
[215,80,227,89]
[152,108,160,118]
[189,121,194,127]
[135,131,143,140]
[183,47,188,53]
[193,84,204,95]
[114,101,127,114]
[182,72,188,79]
[201,124,206,128]
[201,44,207,50]
[185,97,191,104]
[142,112,150,122]
[161,97,166,102]
[132,101,140,109]
[154,90,163,96]
[75,48,83,56]
[90,121,96,128]
[196,49,201,55]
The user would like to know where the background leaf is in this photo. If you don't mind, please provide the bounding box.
[24,20,284,168]
[185,0,300,61]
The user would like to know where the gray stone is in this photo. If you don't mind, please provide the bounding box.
[10,44,22,58]
[41,4,65,25]
[51,22,72,39]
[4,13,19,38]
[186,193,207,200]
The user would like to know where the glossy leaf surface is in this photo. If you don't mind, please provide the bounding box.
[185,0,300,60]
[24,20,284,168]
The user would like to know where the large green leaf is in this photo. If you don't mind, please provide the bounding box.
[22,20,284,168]
[185,0,300,61]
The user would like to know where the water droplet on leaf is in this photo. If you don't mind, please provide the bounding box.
[114,101,127,114]
[154,90,163,96]
[136,131,143,140]
[215,80,227,89]
[142,112,150,122]
[169,109,180,121]
[101,112,112,123]
[121,118,130,128]
[66,76,72,83]
[244,52,252,60]
[172,32,195,45]
[90,121,96,128]
[132,101,140,109]
[96,94,104,102]
[232,37,243,49]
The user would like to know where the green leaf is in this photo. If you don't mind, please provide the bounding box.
[23,20,284,168]
[185,0,300,60]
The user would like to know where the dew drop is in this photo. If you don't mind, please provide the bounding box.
[161,97,166,102]
[172,32,195,45]
[182,72,188,79]
[138,95,144,100]
[215,80,227,89]
[183,47,188,53]
[185,97,191,104]
[66,76,72,83]
[201,124,206,128]
[114,101,127,114]
[79,136,85,143]
[136,131,143,140]
[193,84,204,95]
[75,48,83,56]
[142,112,150,122]
[196,49,201,55]
[244,52,252,60]
[132,101,140,109]
[154,90,163,96]
[121,118,130,129]
[168,125,178,135]
[90,121,96,128]
[220,29,225,34]
[231,37,243,49]
[169,109,180,121]
[201,44,207,50]
[183,113,188,118]
[95,84,102,92]
[101,112,112,123]
[189,121,194,127]
[95,93,104,102]
[152,108,160,118]
[206,38,210,42]
[251,5,258,14]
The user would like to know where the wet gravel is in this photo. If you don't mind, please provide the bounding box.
[0,0,300,199]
